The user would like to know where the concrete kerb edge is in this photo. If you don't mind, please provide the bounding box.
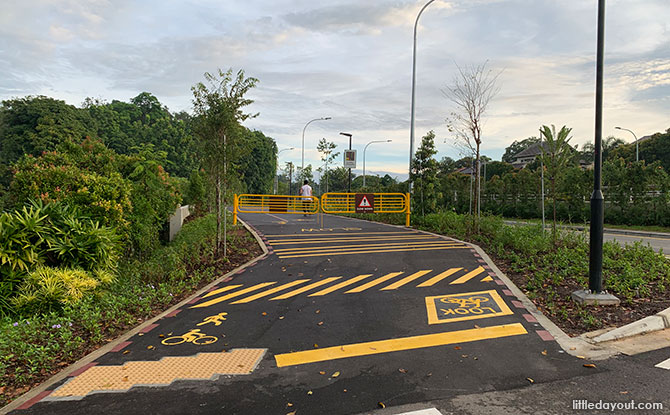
[1,216,269,415]
[589,306,670,343]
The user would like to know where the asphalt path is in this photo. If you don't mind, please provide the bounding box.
[13,213,614,415]
[603,232,670,257]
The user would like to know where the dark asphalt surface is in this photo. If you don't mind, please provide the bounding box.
[11,213,667,415]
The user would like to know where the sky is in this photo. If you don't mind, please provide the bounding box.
[1,0,669,181]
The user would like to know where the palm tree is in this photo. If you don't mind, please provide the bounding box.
[539,125,573,244]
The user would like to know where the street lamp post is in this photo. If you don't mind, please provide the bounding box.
[363,140,392,188]
[409,0,437,193]
[275,147,294,194]
[302,117,331,173]
[340,132,353,192]
[615,126,638,162]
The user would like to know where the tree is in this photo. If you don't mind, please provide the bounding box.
[239,129,277,194]
[501,137,539,163]
[443,61,501,228]
[539,124,574,243]
[316,138,339,193]
[581,135,625,164]
[191,68,258,256]
[410,131,439,216]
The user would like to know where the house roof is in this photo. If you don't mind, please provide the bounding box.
[513,142,549,159]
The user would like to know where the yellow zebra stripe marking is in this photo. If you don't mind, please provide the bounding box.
[277,245,467,259]
[450,266,486,285]
[191,283,275,308]
[274,323,528,367]
[203,284,243,299]
[481,276,494,282]
[308,274,373,296]
[270,277,342,300]
[230,280,310,304]
[273,240,460,254]
[380,270,432,290]
[346,272,404,293]
[416,268,463,287]
[269,235,439,245]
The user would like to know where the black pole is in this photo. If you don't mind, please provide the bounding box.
[589,0,605,294]
[348,136,352,193]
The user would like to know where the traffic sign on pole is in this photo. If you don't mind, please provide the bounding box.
[344,150,357,168]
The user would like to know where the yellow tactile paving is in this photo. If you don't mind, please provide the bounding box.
[50,349,266,399]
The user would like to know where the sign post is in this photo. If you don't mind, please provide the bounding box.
[355,193,375,214]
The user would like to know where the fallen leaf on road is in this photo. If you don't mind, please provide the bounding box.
[262,312,267,316]
[583,364,596,368]
[570,347,576,350]
[620,391,628,395]
[461,354,468,358]
[307,390,313,395]
[318,321,324,326]
[378,402,386,409]
[313,344,319,348]
[343,389,347,393]
[138,333,144,336]
[473,357,478,360]
[279,316,285,320]
[287,403,293,407]
[576,355,585,359]
[287,412,296,415]
[315,310,320,314]
[332,371,340,378]
[123,350,130,355]
[298,273,304,277]
[474,325,480,329]
[122,376,129,382]
[454,346,461,350]
[159,334,164,338]
[147,345,154,350]
[399,368,407,373]
[319,371,326,375]
[541,350,547,356]
[282,267,286,272]
[526,378,534,383]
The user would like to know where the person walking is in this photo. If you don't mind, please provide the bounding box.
[299,179,312,216]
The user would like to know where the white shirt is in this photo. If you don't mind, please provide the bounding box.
[300,184,312,198]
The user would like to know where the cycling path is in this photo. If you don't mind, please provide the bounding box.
[11,213,602,414]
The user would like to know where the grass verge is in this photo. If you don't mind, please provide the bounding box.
[342,211,670,336]
[0,213,262,406]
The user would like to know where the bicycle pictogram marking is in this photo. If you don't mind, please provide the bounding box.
[425,290,514,324]
[161,329,218,346]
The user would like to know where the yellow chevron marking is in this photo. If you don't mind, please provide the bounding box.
[481,276,494,282]
[380,270,432,290]
[203,284,243,299]
[230,280,310,304]
[270,277,342,300]
[273,240,461,254]
[308,274,373,297]
[450,266,486,285]
[191,283,276,308]
[277,245,467,259]
[416,268,463,287]
[345,272,404,293]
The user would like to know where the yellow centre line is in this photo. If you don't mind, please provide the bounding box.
[380,270,432,290]
[269,235,439,245]
[202,284,243,299]
[190,282,276,309]
[230,279,311,304]
[308,274,373,297]
[417,268,463,287]
[345,272,404,293]
[270,277,342,300]
[274,323,528,367]
[277,245,468,259]
[273,241,462,254]
[450,266,486,285]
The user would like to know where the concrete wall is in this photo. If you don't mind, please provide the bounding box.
[168,205,191,242]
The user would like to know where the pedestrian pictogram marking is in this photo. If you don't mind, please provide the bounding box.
[345,272,404,293]
[417,268,463,287]
[274,323,527,367]
[425,290,513,324]
[381,270,432,290]
[308,274,373,297]
[231,280,310,304]
[191,283,276,309]
[270,277,342,300]
[449,266,486,285]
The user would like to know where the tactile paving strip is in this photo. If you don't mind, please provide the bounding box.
[48,349,266,400]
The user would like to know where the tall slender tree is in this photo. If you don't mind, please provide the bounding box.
[539,124,573,243]
[191,68,258,256]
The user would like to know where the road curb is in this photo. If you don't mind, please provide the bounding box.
[1,216,268,415]
[589,306,670,343]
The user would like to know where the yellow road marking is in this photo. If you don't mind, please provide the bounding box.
[230,280,310,304]
[273,241,461,254]
[450,266,486,285]
[191,283,276,308]
[417,268,463,287]
[380,270,432,290]
[274,323,528,367]
[203,284,243,299]
[269,235,439,245]
[277,245,467,259]
[308,274,373,296]
[270,277,342,300]
[346,272,404,293]
[481,276,494,282]
[264,231,421,238]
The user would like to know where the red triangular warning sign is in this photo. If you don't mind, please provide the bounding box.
[358,196,371,207]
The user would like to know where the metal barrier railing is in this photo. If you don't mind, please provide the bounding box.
[233,194,319,224]
[321,192,410,226]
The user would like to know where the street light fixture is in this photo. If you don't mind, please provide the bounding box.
[275,147,295,194]
[615,126,638,162]
[340,132,353,192]
[409,0,438,193]
[302,117,331,173]
[363,140,392,188]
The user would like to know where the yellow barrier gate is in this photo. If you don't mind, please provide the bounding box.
[233,194,320,224]
[321,192,411,226]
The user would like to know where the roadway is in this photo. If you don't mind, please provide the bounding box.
[10,213,669,414]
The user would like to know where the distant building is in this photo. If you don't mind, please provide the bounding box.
[511,142,548,169]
